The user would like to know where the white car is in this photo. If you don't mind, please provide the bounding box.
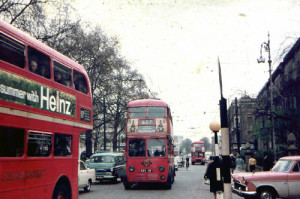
[78,161,96,192]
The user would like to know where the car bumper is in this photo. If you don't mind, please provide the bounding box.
[96,175,116,180]
[232,187,256,197]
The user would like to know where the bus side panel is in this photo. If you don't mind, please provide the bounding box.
[0,159,26,198]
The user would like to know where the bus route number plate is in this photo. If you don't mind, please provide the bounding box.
[141,169,152,172]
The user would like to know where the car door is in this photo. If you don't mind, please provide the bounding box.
[78,161,88,187]
[288,161,300,197]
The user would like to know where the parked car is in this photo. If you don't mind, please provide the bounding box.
[232,156,300,199]
[175,156,184,168]
[78,161,95,192]
[174,161,178,171]
[89,152,125,183]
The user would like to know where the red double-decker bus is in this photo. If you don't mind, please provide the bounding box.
[0,21,93,199]
[123,99,175,189]
[191,141,205,165]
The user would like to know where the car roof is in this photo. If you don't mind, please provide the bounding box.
[279,156,300,161]
[91,152,124,157]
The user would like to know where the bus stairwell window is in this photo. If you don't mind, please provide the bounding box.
[0,33,25,68]
[0,127,24,157]
[54,134,72,156]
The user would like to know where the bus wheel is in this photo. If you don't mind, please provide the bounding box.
[165,172,172,189]
[172,169,175,184]
[123,176,132,190]
[53,183,70,199]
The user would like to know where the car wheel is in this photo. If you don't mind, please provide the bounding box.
[258,188,276,199]
[112,177,118,183]
[84,180,92,192]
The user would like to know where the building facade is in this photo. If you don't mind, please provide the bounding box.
[228,38,300,158]
[228,96,256,154]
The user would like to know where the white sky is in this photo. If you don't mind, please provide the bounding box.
[73,0,300,141]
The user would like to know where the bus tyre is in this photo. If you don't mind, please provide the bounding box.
[172,169,175,184]
[165,171,172,189]
[123,176,132,190]
[84,180,92,192]
[53,183,70,199]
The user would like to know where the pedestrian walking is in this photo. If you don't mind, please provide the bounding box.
[248,155,256,172]
[263,152,274,171]
[204,156,223,199]
[235,155,244,173]
[186,156,190,170]
[230,154,236,174]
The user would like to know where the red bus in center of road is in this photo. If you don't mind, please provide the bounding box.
[191,141,205,165]
[123,99,175,189]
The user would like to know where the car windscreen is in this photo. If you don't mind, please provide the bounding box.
[90,155,115,163]
[272,159,293,172]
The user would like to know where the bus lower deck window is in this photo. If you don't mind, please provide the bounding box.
[27,132,52,157]
[54,134,71,156]
[0,127,24,157]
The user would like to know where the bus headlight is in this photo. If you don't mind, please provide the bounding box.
[110,167,114,172]
[129,166,135,172]
[159,166,165,172]
[160,175,165,180]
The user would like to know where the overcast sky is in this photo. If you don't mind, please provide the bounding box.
[73,0,300,141]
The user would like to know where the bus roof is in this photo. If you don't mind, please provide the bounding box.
[192,141,204,144]
[127,99,169,108]
[0,20,87,75]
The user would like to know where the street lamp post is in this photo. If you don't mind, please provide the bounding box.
[210,121,221,156]
[209,121,223,198]
[257,32,276,160]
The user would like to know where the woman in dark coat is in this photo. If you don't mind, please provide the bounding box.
[204,156,223,199]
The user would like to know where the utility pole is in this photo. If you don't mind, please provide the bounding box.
[218,58,232,199]
[103,97,106,151]
[235,97,240,154]
[257,32,276,160]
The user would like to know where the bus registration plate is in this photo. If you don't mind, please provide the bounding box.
[141,169,152,172]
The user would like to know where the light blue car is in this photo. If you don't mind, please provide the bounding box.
[89,152,125,183]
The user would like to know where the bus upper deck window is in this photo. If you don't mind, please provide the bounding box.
[0,33,25,68]
[129,107,146,118]
[27,47,50,79]
[74,70,88,94]
[54,61,71,87]
[148,107,165,118]
[0,127,24,157]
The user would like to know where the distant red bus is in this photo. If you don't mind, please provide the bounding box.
[123,99,175,189]
[191,141,205,165]
[0,21,93,199]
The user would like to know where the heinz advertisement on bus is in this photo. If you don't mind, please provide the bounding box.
[0,69,76,117]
